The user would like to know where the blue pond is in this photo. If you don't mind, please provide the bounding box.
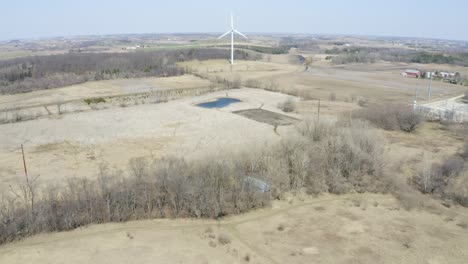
[196,97,241,108]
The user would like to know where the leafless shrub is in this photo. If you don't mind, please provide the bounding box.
[277,223,286,231]
[329,92,337,101]
[217,233,231,245]
[278,98,296,113]
[411,153,437,194]
[264,80,279,92]
[396,107,423,132]
[353,103,422,132]
[392,180,427,210]
[411,141,468,208]
[245,79,262,88]
[357,96,368,107]
[287,119,385,194]
[438,156,464,179]
[231,76,242,89]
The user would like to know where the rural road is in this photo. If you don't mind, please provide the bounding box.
[421,94,468,122]
[423,95,467,111]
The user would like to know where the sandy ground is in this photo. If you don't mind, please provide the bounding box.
[0,88,298,192]
[1,193,467,264]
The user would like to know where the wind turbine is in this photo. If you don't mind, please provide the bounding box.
[218,13,248,65]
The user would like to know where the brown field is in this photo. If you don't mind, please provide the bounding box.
[1,193,467,264]
[0,88,296,193]
[1,56,468,263]
[0,75,212,110]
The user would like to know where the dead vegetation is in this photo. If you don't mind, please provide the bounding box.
[0,118,391,245]
[0,49,259,94]
[353,103,423,132]
[411,122,468,207]
[278,97,296,113]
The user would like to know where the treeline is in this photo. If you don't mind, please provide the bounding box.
[0,119,389,245]
[326,46,468,67]
[215,44,294,54]
[0,49,258,94]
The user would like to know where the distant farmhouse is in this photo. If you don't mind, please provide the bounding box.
[401,69,423,78]
[402,69,461,84]
[439,71,461,83]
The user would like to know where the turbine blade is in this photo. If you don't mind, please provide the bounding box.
[231,13,234,28]
[218,30,231,39]
[234,30,248,39]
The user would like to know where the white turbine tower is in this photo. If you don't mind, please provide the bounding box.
[218,13,247,65]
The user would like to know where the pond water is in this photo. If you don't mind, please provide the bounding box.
[196,97,241,108]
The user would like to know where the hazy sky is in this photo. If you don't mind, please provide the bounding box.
[1,0,467,41]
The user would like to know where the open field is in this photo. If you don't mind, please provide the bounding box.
[1,193,467,264]
[1,48,468,264]
[0,74,212,111]
[0,88,297,193]
[181,59,465,106]
[179,59,301,80]
[283,63,465,104]
[1,59,465,196]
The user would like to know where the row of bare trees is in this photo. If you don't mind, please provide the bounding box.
[0,119,387,245]
[0,49,259,94]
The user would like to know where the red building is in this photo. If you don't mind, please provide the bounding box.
[402,69,422,78]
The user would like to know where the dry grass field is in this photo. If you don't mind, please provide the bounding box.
[0,88,296,193]
[0,75,212,110]
[1,193,467,264]
[1,56,468,263]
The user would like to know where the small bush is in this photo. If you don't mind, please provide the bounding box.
[231,76,242,89]
[396,107,423,132]
[278,98,296,112]
[438,156,464,178]
[353,103,422,132]
[329,92,337,101]
[245,79,262,88]
[357,97,368,107]
[277,223,286,231]
[84,97,106,105]
[217,233,231,245]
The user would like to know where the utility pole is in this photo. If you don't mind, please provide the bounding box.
[21,144,28,178]
[413,86,419,111]
[428,72,433,101]
[317,99,321,123]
